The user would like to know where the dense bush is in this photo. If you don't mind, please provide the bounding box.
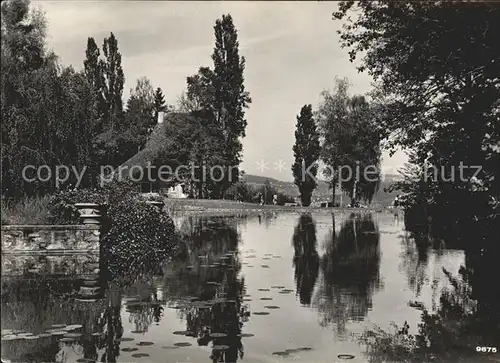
[48,180,179,280]
[104,197,178,279]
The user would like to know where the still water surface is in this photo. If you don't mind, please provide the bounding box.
[1,212,466,362]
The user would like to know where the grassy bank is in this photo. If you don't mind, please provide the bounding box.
[164,198,394,216]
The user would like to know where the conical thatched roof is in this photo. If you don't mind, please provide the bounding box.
[113,112,194,181]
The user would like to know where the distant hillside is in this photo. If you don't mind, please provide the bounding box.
[243,173,401,207]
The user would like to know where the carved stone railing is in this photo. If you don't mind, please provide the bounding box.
[1,203,103,281]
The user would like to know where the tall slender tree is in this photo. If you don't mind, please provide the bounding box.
[100,32,124,130]
[83,37,105,133]
[211,14,251,194]
[292,105,321,207]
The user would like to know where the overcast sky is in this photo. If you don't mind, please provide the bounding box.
[36,1,407,181]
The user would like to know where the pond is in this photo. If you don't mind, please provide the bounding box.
[1,211,497,362]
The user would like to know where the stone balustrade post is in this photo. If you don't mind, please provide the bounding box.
[74,203,102,226]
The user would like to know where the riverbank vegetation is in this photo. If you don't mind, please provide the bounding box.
[332,2,500,361]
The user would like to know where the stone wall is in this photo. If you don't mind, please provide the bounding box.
[1,225,100,254]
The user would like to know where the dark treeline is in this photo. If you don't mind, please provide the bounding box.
[332,2,500,361]
[1,0,250,201]
[333,1,499,247]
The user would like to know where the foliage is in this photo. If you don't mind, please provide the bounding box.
[222,179,294,205]
[47,180,179,279]
[1,0,99,198]
[334,1,499,244]
[104,195,178,280]
[316,78,381,204]
[1,195,51,225]
[181,14,251,197]
[153,86,166,120]
[292,104,321,206]
[223,180,256,203]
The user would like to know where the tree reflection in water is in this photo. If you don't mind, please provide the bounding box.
[398,233,430,299]
[314,213,382,335]
[163,216,248,362]
[292,213,320,306]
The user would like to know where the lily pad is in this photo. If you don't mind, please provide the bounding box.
[213,344,230,350]
[238,333,254,338]
[65,324,83,330]
[51,324,67,329]
[17,333,34,337]
[260,297,273,301]
[264,305,280,309]
[272,351,290,357]
[271,286,285,289]
[49,330,66,336]
[258,288,270,291]
[297,347,313,351]
[252,312,270,315]
[243,298,252,302]
[60,337,75,343]
[24,335,40,340]
[206,281,221,286]
[2,335,18,341]
[91,332,103,337]
[210,332,227,338]
[131,353,150,358]
[121,347,139,352]
[161,346,179,349]
[261,264,270,268]
[173,331,188,335]
[338,354,355,360]
[136,341,154,346]
[64,333,82,338]
[118,337,134,342]
[174,342,192,347]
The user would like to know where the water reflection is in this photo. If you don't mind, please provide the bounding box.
[4,213,491,363]
[314,213,382,334]
[163,216,247,362]
[292,213,320,306]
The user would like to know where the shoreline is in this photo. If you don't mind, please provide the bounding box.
[163,198,402,217]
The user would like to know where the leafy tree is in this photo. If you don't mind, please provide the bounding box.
[334,1,499,241]
[316,78,381,205]
[292,105,321,206]
[1,0,99,196]
[125,76,155,148]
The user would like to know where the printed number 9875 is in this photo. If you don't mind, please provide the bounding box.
[476,346,497,353]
